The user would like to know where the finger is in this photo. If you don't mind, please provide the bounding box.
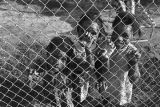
[86,31,88,35]
[88,32,91,37]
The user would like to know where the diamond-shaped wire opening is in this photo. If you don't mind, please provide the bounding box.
[78,0,93,12]
[94,0,109,11]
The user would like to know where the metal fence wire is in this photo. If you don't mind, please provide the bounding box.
[0,0,160,107]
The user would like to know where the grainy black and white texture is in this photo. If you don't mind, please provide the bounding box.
[0,0,160,107]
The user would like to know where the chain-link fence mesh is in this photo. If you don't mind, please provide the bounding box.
[0,0,160,107]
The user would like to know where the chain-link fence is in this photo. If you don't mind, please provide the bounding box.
[0,0,160,107]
